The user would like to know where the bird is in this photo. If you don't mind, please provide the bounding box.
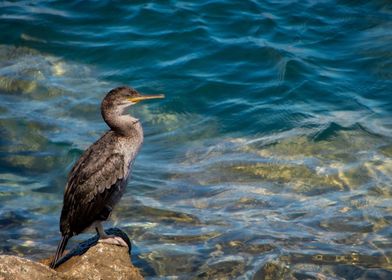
[49,86,164,269]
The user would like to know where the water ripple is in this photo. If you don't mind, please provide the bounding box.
[0,1,392,279]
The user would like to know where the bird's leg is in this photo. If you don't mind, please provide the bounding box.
[95,222,128,247]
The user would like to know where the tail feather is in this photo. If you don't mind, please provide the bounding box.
[50,235,69,269]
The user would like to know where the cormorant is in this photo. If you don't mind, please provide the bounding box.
[50,86,164,268]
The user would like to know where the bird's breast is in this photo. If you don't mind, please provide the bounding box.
[115,125,143,178]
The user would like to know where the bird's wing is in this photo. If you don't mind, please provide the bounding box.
[60,137,126,235]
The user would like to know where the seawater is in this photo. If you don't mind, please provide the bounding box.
[0,1,391,279]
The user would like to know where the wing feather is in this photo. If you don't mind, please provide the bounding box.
[60,134,126,235]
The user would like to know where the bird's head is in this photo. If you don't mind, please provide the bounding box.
[102,86,164,115]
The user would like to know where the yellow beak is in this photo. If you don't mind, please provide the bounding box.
[129,94,165,103]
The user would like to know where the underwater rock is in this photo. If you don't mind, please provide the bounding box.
[0,228,143,280]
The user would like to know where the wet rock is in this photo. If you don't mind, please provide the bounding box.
[0,228,144,280]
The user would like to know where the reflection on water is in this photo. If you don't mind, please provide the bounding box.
[0,42,391,280]
[1,1,392,278]
[146,127,391,278]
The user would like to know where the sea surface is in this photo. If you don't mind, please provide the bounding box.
[0,1,391,279]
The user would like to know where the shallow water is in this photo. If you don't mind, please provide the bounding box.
[0,1,391,279]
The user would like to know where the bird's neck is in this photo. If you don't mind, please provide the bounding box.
[102,108,140,137]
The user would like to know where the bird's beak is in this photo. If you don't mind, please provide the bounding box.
[129,94,165,103]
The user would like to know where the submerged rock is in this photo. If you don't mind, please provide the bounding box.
[0,228,143,280]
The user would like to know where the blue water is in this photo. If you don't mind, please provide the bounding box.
[1,1,391,279]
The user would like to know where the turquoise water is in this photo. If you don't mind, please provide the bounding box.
[1,1,391,279]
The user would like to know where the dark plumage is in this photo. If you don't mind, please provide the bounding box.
[50,86,164,268]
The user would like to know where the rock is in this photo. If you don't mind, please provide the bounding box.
[0,255,59,280]
[55,242,143,280]
[0,228,144,280]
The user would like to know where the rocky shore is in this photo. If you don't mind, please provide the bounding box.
[0,228,143,280]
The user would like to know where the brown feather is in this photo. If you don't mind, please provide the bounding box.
[51,87,145,268]
[60,129,142,236]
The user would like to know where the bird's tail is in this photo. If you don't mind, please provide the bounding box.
[49,235,69,269]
